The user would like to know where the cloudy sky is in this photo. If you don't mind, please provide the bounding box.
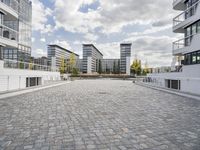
[31,0,180,67]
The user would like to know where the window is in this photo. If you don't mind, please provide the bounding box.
[192,24,197,35]
[0,12,3,25]
[186,26,191,37]
[197,51,200,64]
[184,50,200,65]
[185,53,191,65]
[197,21,200,33]
[192,52,197,64]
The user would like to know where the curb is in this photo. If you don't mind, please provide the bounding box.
[0,82,70,100]
[135,82,200,101]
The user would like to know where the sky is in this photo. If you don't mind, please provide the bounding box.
[31,0,181,67]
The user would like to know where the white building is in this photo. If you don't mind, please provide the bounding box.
[82,44,103,74]
[146,0,200,95]
[0,0,60,92]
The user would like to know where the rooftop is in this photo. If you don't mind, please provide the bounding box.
[48,44,79,57]
[83,44,103,56]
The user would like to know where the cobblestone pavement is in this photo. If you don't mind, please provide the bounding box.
[0,80,200,150]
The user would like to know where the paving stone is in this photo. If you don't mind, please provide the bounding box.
[0,80,200,149]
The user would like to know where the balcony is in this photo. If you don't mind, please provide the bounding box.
[0,0,19,19]
[0,24,18,48]
[173,0,186,10]
[173,33,200,55]
[173,1,200,33]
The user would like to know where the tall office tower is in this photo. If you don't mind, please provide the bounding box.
[82,44,103,74]
[0,0,32,62]
[120,43,132,75]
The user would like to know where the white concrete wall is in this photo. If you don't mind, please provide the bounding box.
[126,57,130,75]
[147,64,200,95]
[0,60,61,92]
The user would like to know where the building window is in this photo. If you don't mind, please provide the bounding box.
[197,21,200,33]
[197,51,200,64]
[184,50,200,65]
[192,52,197,64]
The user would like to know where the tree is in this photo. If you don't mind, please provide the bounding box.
[29,60,33,70]
[131,59,142,76]
[142,61,149,76]
[19,58,24,69]
[59,56,66,74]
[69,53,76,73]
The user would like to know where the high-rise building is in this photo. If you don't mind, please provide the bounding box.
[47,44,79,69]
[0,0,32,62]
[82,44,103,73]
[120,43,132,75]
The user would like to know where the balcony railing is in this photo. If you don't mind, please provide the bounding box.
[3,59,59,72]
[173,0,199,27]
[173,33,196,51]
[0,24,18,41]
[0,0,19,12]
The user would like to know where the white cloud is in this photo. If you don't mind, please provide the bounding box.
[40,38,46,42]
[52,0,175,34]
[32,0,53,32]
[51,40,72,50]
[35,49,47,57]
[31,37,35,43]
[84,33,98,41]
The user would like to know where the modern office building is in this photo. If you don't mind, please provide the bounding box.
[146,0,200,95]
[33,56,48,66]
[82,44,103,73]
[47,44,79,70]
[76,58,83,72]
[0,0,32,62]
[120,43,132,75]
[82,43,132,75]
[102,59,120,74]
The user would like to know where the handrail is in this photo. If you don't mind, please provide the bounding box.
[0,0,19,13]
[0,24,19,41]
[3,59,60,72]
[173,0,199,26]
[173,32,199,50]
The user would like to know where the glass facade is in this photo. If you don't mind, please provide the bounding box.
[185,0,199,19]
[184,50,200,65]
[185,19,200,46]
[2,0,32,62]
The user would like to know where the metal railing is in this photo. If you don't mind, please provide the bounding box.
[0,24,18,41]
[3,59,59,72]
[173,33,197,50]
[173,1,199,27]
[0,0,19,12]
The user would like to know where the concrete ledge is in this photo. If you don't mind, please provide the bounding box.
[0,81,70,100]
[135,82,200,101]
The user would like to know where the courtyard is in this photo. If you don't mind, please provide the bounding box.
[0,80,200,150]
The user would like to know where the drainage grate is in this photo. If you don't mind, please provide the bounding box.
[98,92,108,95]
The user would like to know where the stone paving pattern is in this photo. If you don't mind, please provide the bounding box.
[0,80,200,150]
